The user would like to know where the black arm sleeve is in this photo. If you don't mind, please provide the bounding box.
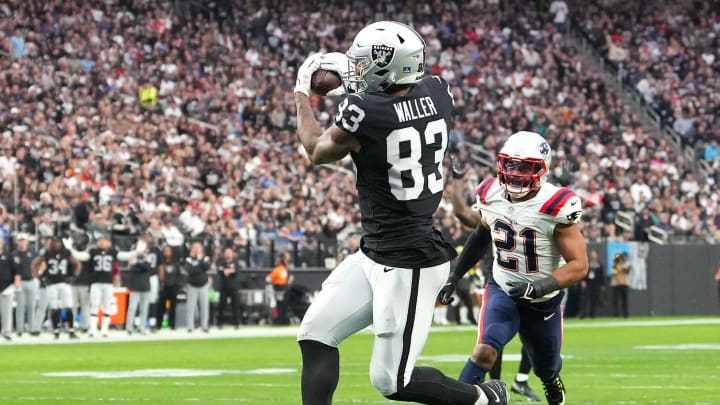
[451,225,492,280]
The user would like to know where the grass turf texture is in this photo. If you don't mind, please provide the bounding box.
[0,317,718,404]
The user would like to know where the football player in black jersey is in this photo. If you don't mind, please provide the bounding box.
[293,21,507,405]
[33,237,80,339]
[70,232,92,333]
[68,235,139,337]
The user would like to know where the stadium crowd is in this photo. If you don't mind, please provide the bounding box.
[571,0,720,159]
[0,0,718,338]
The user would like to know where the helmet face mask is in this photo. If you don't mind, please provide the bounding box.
[344,21,425,94]
[496,131,552,197]
[344,56,372,94]
[497,154,547,196]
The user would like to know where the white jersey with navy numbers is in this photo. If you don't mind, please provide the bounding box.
[475,177,583,302]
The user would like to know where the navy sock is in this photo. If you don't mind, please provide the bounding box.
[459,358,488,384]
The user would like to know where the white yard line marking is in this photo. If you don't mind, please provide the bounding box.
[41,368,295,379]
[0,397,393,403]
[635,343,720,350]
[1,318,718,346]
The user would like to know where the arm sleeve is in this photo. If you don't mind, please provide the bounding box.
[70,249,90,262]
[452,225,493,280]
[117,250,139,261]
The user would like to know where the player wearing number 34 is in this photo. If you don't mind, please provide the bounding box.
[439,131,589,405]
[294,21,509,405]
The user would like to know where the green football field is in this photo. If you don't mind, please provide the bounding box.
[1,317,719,404]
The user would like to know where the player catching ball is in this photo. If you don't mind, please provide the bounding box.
[293,20,508,405]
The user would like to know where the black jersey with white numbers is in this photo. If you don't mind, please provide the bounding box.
[144,247,161,276]
[335,76,457,268]
[88,247,118,284]
[42,251,74,285]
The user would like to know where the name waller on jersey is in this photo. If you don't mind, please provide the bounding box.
[393,96,438,123]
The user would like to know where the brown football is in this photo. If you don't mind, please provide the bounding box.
[311,69,342,96]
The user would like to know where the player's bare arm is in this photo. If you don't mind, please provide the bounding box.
[552,223,590,287]
[506,222,589,301]
[294,96,361,164]
[293,53,361,165]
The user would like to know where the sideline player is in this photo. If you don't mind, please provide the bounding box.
[33,237,80,339]
[293,21,507,405]
[67,235,141,337]
[439,131,588,405]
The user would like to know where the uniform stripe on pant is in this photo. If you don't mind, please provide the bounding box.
[395,268,420,391]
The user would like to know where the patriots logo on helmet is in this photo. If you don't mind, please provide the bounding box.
[539,142,550,156]
[371,45,395,68]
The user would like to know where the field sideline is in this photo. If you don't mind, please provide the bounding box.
[1,317,718,404]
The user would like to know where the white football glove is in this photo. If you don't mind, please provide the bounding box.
[294,52,323,96]
[319,52,350,96]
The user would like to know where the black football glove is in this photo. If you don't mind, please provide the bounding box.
[450,154,466,179]
[438,273,460,305]
[506,276,560,302]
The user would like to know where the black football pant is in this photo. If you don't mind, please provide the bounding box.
[156,284,180,328]
[612,285,629,318]
[217,286,240,326]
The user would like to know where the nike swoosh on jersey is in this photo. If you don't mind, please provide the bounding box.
[383,267,395,272]
[544,313,556,321]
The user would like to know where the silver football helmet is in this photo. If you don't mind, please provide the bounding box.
[344,21,426,94]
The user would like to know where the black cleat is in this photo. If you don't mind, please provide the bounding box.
[53,331,60,340]
[68,332,79,339]
[478,379,508,405]
[511,379,541,402]
[2,334,11,341]
[542,375,566,405]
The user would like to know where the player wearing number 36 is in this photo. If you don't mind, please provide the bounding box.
[294,21,508,405]
[439,131,589,405]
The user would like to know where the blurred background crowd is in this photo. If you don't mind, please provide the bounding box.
[0,0,717,336]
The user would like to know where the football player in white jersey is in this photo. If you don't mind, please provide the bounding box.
[439,131,588,405]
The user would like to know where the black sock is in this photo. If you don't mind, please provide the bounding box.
[386,367,479,405]
[299,340,339,405]
[51,309,61,332]
[489,349,502,380]
[518,347,533,375]
[65,308,75,331]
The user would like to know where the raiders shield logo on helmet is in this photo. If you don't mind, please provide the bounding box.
[371,45,395,68]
